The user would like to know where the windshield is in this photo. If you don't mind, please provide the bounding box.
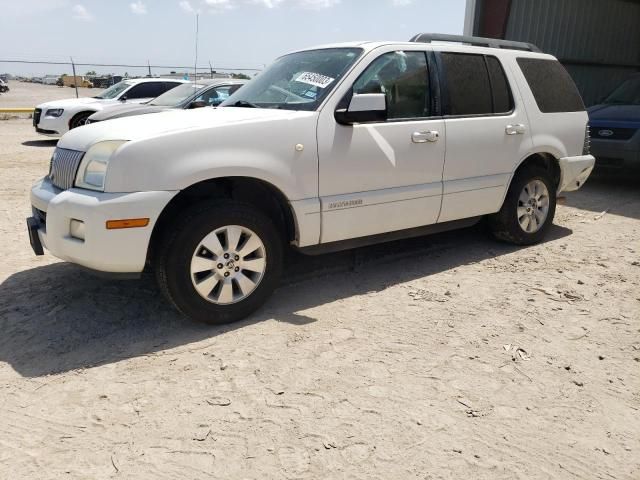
[149,83,206,106]
[604,76,640,105]
[220,48,363,111]
[94,81,132,99]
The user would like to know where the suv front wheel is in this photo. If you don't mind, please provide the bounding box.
[156,201,283,324]
[489,165,557,245]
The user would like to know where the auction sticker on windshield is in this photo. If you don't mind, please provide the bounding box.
[295,72,335,89]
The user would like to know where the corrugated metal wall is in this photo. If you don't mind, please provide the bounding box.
[503,0,640,105]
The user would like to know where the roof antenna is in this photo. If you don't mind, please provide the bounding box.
[193,13,199,89]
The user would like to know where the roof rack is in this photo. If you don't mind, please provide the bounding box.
[409,33,541,53]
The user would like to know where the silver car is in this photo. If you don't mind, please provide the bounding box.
[86,78,247,123]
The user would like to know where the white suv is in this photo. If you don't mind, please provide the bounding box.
[28,35,595,324]
[33,78,187,137]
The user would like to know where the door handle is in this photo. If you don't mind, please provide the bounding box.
[412,130,439,143]
[506,124,526,135]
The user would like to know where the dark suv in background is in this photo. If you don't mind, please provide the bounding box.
[588,73,640,170]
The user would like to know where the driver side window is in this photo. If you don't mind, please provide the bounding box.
[353,51,430,120]
[197,85,243,106]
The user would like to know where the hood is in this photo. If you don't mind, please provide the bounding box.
[37,96,118,109]
[57,106,312,152]
[588,104,640,128]
[88,103,169,122]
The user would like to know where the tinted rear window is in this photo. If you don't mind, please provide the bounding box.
[517,58,584,113]
[442,53,492,115]
[486,56,513,113]
[441,53,513,116]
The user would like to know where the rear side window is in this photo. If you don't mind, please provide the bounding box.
[486,56,513,113]
[442,53,492,115]
[126,82,168,99]
[517,58,584,113]
[163,82,183,93]
[441,53,513,116]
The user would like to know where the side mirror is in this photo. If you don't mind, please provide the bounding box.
[119,95,127,102]
[335,93,387,125]
[189,100,207,109]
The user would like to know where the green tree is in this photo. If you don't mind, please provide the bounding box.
[85,70,96,76]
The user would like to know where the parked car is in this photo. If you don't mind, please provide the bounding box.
[588,73,640,170]
[86,79,246,124]
[0,79,8,93]
[28,35,594,324]
[33,78,188,137]
[92,75,123,89]
[42,76,60,85]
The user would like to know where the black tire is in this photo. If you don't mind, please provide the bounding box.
[155,200,284,325]
[488,165,556,245]
[69,111,93,129]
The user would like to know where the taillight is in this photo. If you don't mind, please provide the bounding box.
[583,125,591,155]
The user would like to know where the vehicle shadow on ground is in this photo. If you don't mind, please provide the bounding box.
[0,224,572,378]
[22,140,58,148]
[565,168,640,220]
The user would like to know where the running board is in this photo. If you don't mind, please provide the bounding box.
[297,217,482,256]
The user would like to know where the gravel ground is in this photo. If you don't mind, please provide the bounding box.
[0,80,101,109]
[0,115,639,480]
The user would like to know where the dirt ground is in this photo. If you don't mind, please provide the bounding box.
[0,80,101,109]
[0,112,639,479]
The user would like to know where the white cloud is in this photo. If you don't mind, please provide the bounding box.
[391,0,413,6]
[72,4,94,21]
[130,1,147,14]
[204,0,235,12]
[298,0,340,8]
[180,0,339,14]
[179,0,196,12]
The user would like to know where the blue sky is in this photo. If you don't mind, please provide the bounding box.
[0,0,466,77]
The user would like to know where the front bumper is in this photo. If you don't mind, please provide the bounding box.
[34,110,70,138]
[29,177,177,273]
[557,155,595,192]
[590,137,640,170]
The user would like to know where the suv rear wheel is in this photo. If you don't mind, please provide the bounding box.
[156,200,283,324]
[489,165,556,245]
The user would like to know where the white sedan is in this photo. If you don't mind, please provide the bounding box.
[33,78,187,137]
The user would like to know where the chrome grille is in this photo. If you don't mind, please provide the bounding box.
[48,148,84,190]
[33,108,42,127]
[583,125,591,155]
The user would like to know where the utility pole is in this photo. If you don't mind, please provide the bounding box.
[147,60,151,77]
[70,56,79,98]
[194,13,199,84]
[209,61,213,79]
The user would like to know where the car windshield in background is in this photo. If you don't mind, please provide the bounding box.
[220,48,363,111]
[604,76,640,105]
[94,81,133,99]
[149,83,206,107]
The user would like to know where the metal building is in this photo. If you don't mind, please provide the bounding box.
[464,0,640,106]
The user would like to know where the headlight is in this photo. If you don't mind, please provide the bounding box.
[75,140,127,191]
[45,108,64,117]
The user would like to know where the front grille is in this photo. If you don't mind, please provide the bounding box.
[583,125,590,155]
[32,207,47,227]
[33,108,42,127]
[589,126,637,141]
[48,148,84,190]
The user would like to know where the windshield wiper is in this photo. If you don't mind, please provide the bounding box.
[231,100,258,108]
